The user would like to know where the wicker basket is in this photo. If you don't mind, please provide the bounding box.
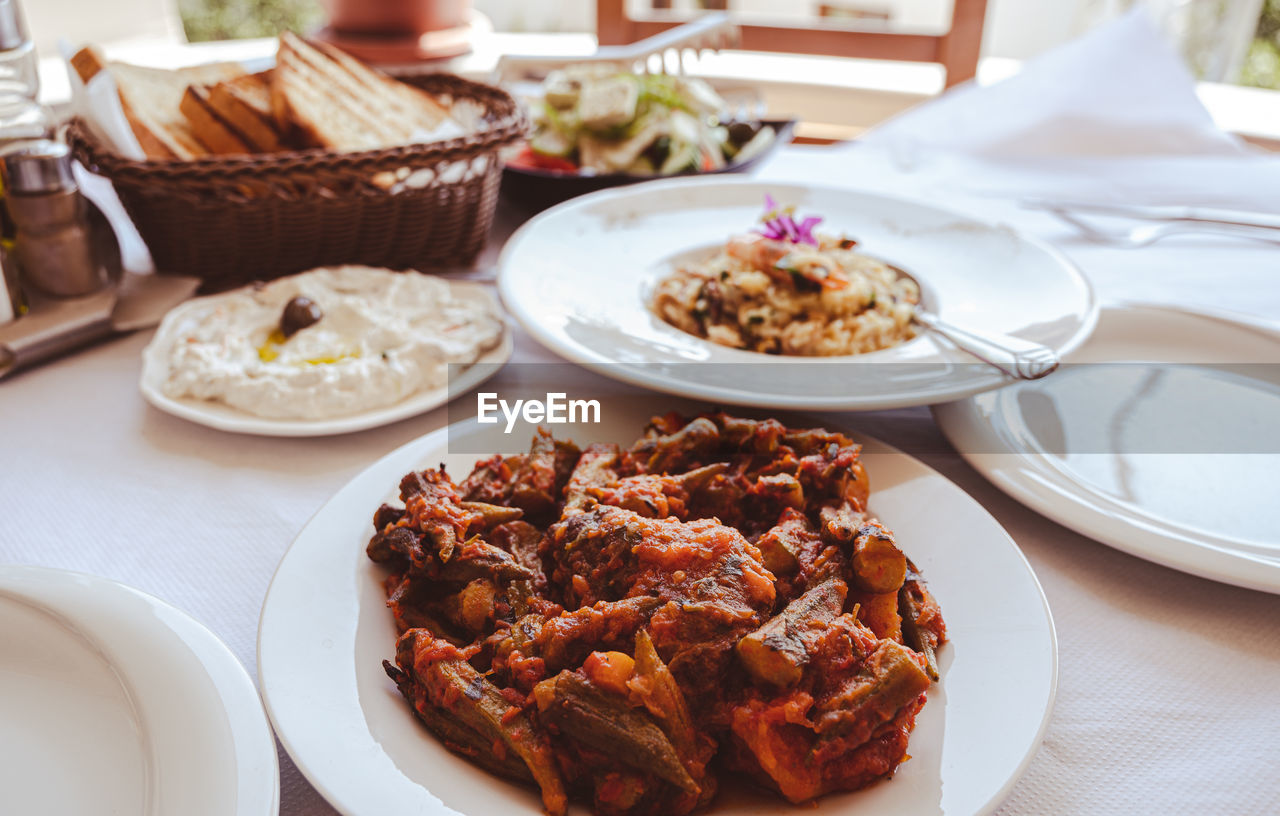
[68,73,528,291]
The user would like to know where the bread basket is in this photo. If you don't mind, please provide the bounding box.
[68,72,527,291]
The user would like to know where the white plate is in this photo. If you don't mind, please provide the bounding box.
[259,396,1057,816]
[0,565,279,815]
[140,282,513,437]
[934,303,1280,594]
[497,177,1097,410]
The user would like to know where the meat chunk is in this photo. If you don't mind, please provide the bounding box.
[546,505,776,700]
[725,613,930,802]
[460,428,581,524]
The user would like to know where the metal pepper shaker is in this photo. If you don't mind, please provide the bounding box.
[1,140,107,298]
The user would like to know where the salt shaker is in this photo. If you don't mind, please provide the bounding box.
[2,140,107,297]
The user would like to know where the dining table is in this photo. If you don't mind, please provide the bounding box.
[4,15,1280,813]
[2,141,1277,816]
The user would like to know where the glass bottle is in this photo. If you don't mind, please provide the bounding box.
[0,0,37,100]
[0,0,52,253]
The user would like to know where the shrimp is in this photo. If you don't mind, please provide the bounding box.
[727,235,850,290]
[726,235,792,273]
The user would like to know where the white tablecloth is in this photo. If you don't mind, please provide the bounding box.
[1,144,1278,815]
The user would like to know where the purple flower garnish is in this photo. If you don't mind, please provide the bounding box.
[755,194,822,246]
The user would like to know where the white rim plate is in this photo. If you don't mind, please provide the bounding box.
[934,302,1280,594]
[0,565,278,815]
[259,397,1057,816]
[139,281,513,437]
[497,176,1097,410]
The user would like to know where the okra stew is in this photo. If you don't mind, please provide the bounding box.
[367,413,946,815]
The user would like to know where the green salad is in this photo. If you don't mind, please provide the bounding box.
[522,67,775,176]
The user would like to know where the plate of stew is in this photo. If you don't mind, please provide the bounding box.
[259,396,1055,815]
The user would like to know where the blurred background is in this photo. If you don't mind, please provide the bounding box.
[20,0,1280,151]
[163,0,1280,88]
[16,1,1279,90]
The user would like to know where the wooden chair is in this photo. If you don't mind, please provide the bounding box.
[597,0,989,88]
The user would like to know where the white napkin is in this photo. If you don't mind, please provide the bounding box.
[59,40,147,160]
[859,7,1245,159]
[837,8,1280,214]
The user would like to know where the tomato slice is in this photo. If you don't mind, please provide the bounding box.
[509,146,580,174]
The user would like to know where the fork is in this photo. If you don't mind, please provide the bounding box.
[890,262,1060,380]
[912,309,1060,380]
[1047,210,1280,248]
[1025,201,1280,248]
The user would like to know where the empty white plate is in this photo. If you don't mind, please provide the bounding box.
[259,396,1056,816]
[935,302,1280,593]
[0,565,279,815]
[498,176,1097,410]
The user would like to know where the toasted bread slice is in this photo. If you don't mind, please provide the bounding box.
[272,32,458,152]
[110,64,209,159]
[273,49,397,151]
[202,72,285,152]
[303,36,454,134]
[113,60,247,159]
[71,46,247,159]
[69,45,108,84]
[180,85,253,155]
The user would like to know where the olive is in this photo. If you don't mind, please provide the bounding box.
[280,295,323,338]
[727,122,757,146]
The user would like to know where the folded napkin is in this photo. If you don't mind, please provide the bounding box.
[840,8,1280,214]
[860,7,1246,159]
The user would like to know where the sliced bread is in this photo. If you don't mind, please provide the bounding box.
[71,46,247,160]
[199,72,286,153]
[180,86,253,155]
[272,31,458,152]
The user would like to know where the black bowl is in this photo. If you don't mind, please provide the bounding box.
[500,119,797,212]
